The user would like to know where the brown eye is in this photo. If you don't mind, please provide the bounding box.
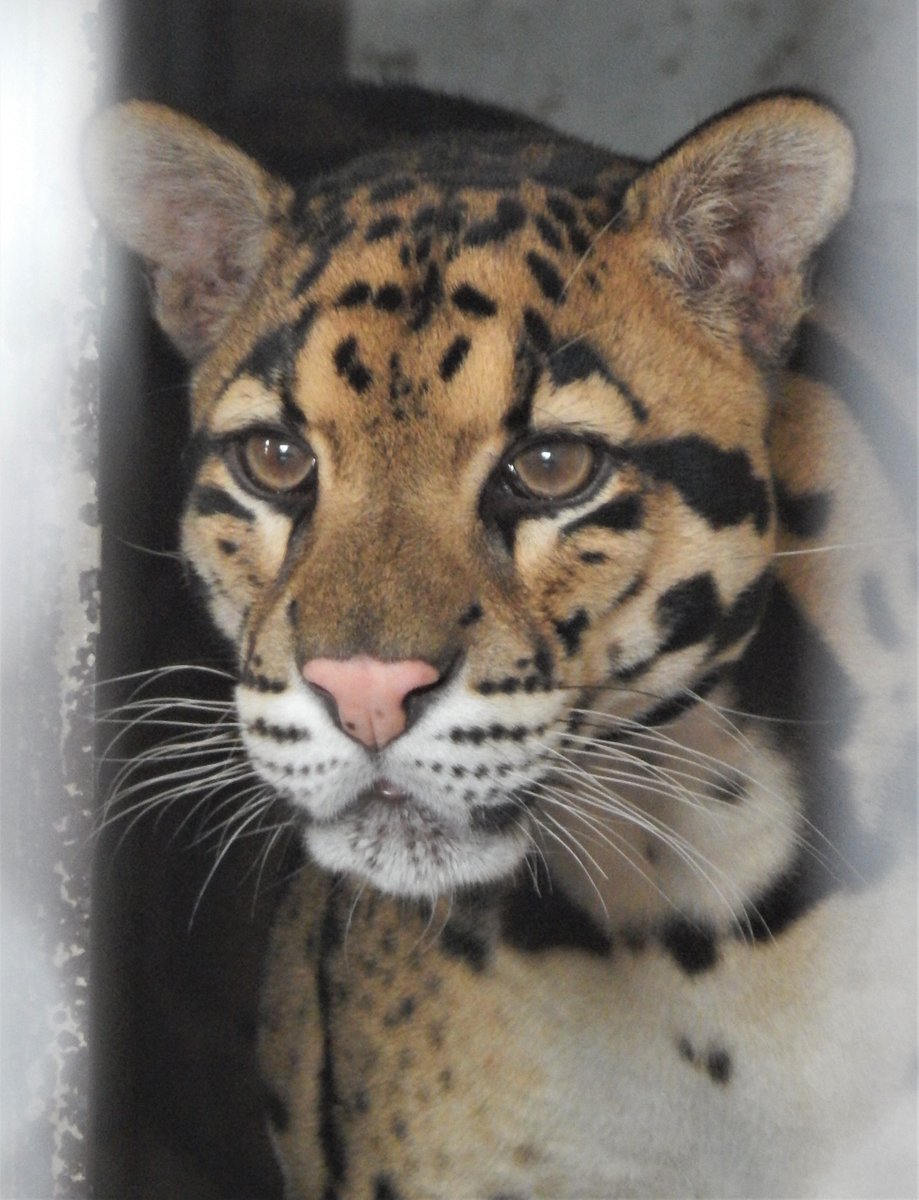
[507,438,597,501]
[239,432,316,494]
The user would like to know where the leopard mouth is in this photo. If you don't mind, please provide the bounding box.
[305,778,532,897]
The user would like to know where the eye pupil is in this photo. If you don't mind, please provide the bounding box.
[240,432,316,494]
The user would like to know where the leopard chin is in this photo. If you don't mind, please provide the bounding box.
[305,781,531,898]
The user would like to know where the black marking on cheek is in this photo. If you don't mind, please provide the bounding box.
[554,608,590,657]
[638,668,721,727]
[713,570,774,653]
[526,251,565,303]
[458,602,483,627]
[439,335,472,383]
[191,485,255,523]
[657,573,720,654]
[452,283,497,318]
[773,481,831,539]
[563,493,644,536]
[661,918,719,974]
[546,193,579,228]
[631,437,771,533]
[861,571,903,648]
[365,213,403,241]
[501,856,613,955]
[463,197,527,246]
[217,539,238,556]
[333,335,374,394]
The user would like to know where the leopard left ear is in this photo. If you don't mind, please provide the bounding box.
[621,93,855,360]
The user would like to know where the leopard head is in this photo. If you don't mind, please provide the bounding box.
[86,93,853,899]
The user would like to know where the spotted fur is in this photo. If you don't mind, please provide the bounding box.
[87,89,916,1196]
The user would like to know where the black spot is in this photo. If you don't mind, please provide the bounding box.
[554,608,590,656]
[265,1089,290,1132]
[657,573,720,654]
[191,485,255,523]
[409,261,444,332]
[333,335,374,394]
[526,251,565,303]
[773,481,832,539]
[464,197,527,246]
[631,437,770,533]
[365,213,403,241]
[502,856,612,955]
[369,176,417,203]
[374,283,404,311]
[661,919,719,974]
[502,341,541,435]
[439,335,471,383]
[522,307,552,353]
[534,214,564,252]
[336,281,372,308]
[294,246,331,295]
[861,571,903,649]
[706,1048,732,1084]
[373,1175,403,1200]
[439,921,490,972]
[713,570,774,652]
[580,550,608,564]
[458,602,483,627]
[383,996,417,1027]
[563,493,644,536]
[217,539,238,556]
[470,801,522,833]
[546,194,579,228]
[451,283,497,318]
[677,1036,695,1063]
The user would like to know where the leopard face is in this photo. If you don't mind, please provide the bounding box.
[87,94,853,899]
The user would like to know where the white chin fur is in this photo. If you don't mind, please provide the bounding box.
[305,805,530,898]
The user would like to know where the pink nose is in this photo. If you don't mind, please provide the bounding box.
[302,655,440,749]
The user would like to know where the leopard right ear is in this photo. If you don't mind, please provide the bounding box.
[84,102,293,361]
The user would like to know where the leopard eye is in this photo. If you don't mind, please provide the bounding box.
[238,431,316,494]
[506,437,598,501]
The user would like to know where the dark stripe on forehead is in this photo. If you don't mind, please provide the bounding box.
[463,197,527,247]
[526,251,565,303]
[333,336,374,394]
[549,341,648,422]
[439,336,471,383]
[631,437,770,533]
[451,284,497,318]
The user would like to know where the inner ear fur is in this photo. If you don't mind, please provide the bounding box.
[622,93,855,360]
[84,102,293,361]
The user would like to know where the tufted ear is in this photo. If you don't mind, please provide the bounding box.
[621,94,855,360]
[84,102,293,361]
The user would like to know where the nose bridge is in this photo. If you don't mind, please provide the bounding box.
[289,497,470,665]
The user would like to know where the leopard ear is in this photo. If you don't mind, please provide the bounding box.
[622,93,855,360]
[84,102,293,361]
